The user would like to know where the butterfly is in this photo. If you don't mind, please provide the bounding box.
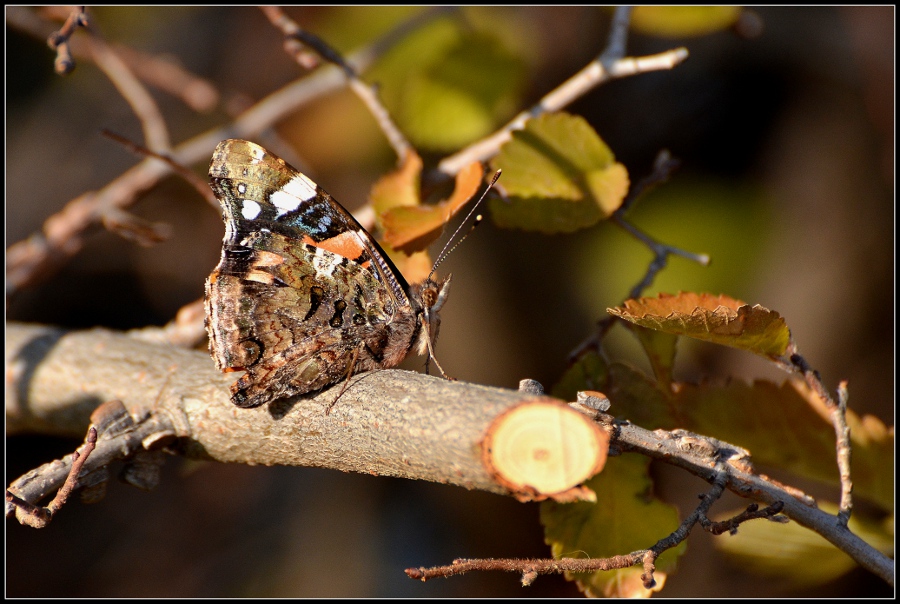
[204,139,454,409]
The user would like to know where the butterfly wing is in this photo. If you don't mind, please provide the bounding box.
[205,139,420,407]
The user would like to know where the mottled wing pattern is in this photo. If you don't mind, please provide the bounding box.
[205,139,422,408]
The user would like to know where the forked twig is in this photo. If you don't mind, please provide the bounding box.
[6,426,98,528]
[260,5,413,162]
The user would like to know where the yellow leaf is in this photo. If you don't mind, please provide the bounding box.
[716,501,893,587]
[631,6,742,38]
[541,455,685,597]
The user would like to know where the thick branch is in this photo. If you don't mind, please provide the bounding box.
[7,322,891,584]
[6,322,557,496]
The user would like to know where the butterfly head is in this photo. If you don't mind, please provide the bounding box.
[410,273,452,368]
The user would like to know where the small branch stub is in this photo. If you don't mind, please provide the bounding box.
[481,399,609,501]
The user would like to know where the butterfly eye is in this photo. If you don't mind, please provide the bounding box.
[420,284,439,309]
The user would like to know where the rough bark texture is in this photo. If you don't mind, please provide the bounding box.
[6,322,564,494]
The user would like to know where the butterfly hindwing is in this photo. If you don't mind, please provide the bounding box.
[205,139,429,408]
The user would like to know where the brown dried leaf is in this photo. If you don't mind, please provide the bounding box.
[381,161,484,253]
[608,292,791,359]
[370,150,423,214]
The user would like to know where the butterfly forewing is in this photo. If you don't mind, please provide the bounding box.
[205,139,433,408]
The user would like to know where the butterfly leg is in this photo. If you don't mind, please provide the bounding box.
[324,345,362,415]
[421,316,451,380]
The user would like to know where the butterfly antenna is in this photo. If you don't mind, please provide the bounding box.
[428,170,501,280]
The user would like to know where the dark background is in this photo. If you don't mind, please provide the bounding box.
[7,7,893,597]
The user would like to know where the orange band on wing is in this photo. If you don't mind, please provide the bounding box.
[302,231,371,267]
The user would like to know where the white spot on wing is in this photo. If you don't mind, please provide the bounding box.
[270,190,300,216]
[312,247,343,276]
[247,146,266,163]
[284,173,318,201]
[241,199,262,220]
[269,173,318,217]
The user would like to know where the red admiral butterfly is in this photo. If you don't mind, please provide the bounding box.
[205,139,454,408]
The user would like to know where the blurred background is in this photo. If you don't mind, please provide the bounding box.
[6,6,893,597]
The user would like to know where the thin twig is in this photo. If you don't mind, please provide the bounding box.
[100,207,173,247]
[81,16,171,152]
[438,8,688,175]
[698,501,786,535]
[406,465,785,589]
[781,349,854,528]
[599,6,632,61]
[605,415,890,584]
[614,216,712,298]
[101,130,218,208]
[834,381,853,526]
[106,43,220,113]
[617,149,681,215]
[6,8,452,297]
[10,6,220,112]
[260,6,413,162]
[611,151,710,299]
[567,151,708,362]
[6,426,98,528]
[45,5,87,74]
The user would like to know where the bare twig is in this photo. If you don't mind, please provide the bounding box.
[568,151,709,362]
[779,349,855,528]
[100,207,173,246]
[438,7,688,175]
[260,6,413,162]
[617,149,681,215]
[834,381,853,526]
[6,426,97,528]
[81,17,172,152]
[600,6,633,60]
[612,150,710,299]
[7,398,179,521]
[9,6,219,112]
[406,555,642,584]
[605,416,891,585]
[101,129,218,208]
[612,216,712,297]
[406,467,784,588]
[6,8,452,297]
[45,5,87,74]
[698,501,786,535]
[106,43,220,113]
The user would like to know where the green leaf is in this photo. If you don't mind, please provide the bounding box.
[679,379,894,511]
[605,362,676,430]
[489,112,629,233]
[715,502,894,587]
[551,351,609,403]
[631,6,742,38]
[541,454,685,597]
[629,324,679,390]
[373,25,525,151]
